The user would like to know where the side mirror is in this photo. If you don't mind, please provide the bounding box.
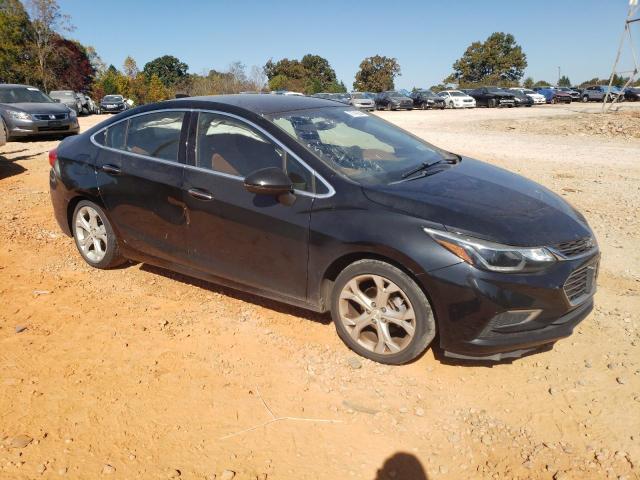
[244,167,293,196]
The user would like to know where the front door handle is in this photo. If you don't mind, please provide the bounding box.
[188,188,214,201]
[101,164,121,175]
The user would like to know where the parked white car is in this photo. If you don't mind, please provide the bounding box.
[437,90,476,109]
[510,88,546,105]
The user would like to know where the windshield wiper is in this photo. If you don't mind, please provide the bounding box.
[400,154,460,179]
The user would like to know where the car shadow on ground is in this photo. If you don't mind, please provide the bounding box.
[373,452,429,480]
[0,154,27,180]
[140,263,332,325]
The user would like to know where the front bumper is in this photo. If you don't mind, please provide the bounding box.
[6,117,79,138]
[101,104,126,112]
[417,251,599,358]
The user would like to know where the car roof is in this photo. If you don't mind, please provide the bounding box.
[163,94,340,115]
[0,84,42,89]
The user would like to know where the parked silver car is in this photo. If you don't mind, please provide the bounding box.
[350,92,375,111]
[49,90,82,112]
[0,84,79,140]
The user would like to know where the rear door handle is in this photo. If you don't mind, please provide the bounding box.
[188,188,214,201]
[101,164,121,175]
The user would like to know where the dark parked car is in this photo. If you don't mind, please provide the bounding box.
[554,87,581,101]
[624,87,640,101]
[375,91,414,110]
[410,90,446,110]
[534,88,572,104]
[467,87,516,108]
[100,94,128,113]
[507,88,534,107]
[0,84,79,140]
[49,95,599,364]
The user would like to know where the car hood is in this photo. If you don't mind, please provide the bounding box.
[3,102,71,113]
[362,158,592,246]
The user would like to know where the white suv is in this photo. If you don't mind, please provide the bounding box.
[437,90,476,109]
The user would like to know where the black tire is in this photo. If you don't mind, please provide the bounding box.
[385,103,392,111]
[72,200,126,269]
[582,95,589,103]
[331,259,436,365]
[551,97,557,104]
[0,118,7,144]
[487,98,497,108]
[421,102,428,110]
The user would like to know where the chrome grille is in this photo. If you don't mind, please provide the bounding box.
[33,113,68,120]
[563,261,598,305]
[554,237,594,257]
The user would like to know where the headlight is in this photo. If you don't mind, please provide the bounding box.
[7,110,32,121]
[424,227,556,273]
[68,109,77,118]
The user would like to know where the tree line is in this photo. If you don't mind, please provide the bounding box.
[1,1,636,105]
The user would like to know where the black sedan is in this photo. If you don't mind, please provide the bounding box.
[468,87,516,108]
[374,91,414,111]
[49,95,599,364]
[410,90,446,110]
[100,94,128,113]
[624,87,640,101]
[508,88,534,107]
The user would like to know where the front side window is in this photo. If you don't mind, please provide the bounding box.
[195,112,314,192]
[269,107,448,186]
[125,111,185,161]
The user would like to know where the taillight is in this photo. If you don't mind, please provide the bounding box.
[48,148,58,168]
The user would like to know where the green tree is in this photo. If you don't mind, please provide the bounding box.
[26,0,74,90]
[143,55,188,87]
[353,55,401,92]
[558,75,571,87]
[533,80,551,87]
[522,76,534,88]
[145,74,170,103]
[0,0,34,84]
[445,32,527,85]
[264,55,342,94]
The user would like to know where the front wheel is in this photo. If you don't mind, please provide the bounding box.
[331,260,436,365]
[421,102,428,110]
[582,95,589,103]
[487,98,497,108]
[72,200,126,269]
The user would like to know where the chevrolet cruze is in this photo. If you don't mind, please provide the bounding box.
[49,95,599,364]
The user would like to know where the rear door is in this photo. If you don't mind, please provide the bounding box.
[94,110,190,263]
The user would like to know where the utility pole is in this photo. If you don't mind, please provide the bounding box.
[558,66,561,86]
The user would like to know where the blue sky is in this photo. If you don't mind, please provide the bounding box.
[58,0,635,89]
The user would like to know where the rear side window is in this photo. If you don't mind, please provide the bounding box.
[125,111,185,161]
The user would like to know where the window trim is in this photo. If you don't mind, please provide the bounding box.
[90,108,335,199]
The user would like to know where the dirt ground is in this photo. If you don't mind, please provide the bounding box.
[1,103,639,480]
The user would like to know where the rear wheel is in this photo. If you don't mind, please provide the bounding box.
[72,200,125,269]
[331,259,436,365]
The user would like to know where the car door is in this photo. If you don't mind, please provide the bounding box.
[182,111,318,301]
[94,110,190,263]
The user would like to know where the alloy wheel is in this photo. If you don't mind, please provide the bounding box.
[338,274,416,355]
[75,206,108,263]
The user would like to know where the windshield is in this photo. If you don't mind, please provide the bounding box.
[0,87,52,104]
[386,91,407,97]
[488,87,507,93]
[448,91,465,97]
[103,95,123,102]
[50,91,75,98]
[522,89,535,94]
[352,93,372,99]
[268,107,447,185]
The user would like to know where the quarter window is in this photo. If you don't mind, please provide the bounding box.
[124,111,185,161]
[195,112,314,192]
[96,121,127,150]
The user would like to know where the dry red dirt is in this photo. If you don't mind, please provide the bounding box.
[1,105,639,480]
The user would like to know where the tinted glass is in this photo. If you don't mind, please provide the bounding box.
[100,121,127,150]
[195,112,314,192]
[269,107,447,186]
[125,111,184,161]
[103,95,123,102]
